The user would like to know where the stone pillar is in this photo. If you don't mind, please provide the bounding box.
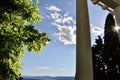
[76,0,93,80]
[114,6,120,42]
[114,6,120,26]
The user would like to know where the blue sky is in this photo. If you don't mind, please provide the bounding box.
[21,0,109,76]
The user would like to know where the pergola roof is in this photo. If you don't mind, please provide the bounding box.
[91,0,120,14]
[100,0,120,9]
[92,0,120,9]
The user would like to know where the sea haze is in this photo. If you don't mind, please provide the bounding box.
[22,76,75,80]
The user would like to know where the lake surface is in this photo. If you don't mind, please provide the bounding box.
[22,76,75,80]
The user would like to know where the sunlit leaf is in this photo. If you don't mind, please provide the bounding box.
[0,0,50,79]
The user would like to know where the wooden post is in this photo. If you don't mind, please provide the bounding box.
[76,0,93,80]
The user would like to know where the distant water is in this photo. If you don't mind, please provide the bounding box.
[22,76,75,80]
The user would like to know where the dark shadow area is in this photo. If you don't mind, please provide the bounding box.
[92,13,120,80]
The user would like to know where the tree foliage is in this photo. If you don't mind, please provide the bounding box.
[92,36,105,80]
[104,13,120,80]
[0,0,50,80]
[92,13,120,80]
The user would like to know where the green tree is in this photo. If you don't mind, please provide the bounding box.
[92,13,120,80]
[0,0,50,80]
[104,13,120,80]
[92,36,105,80]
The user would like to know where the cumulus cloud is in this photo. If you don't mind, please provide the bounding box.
[53,23,76,45]
[45,5,76,45]
[91,27,104,35]
[50,12,61,20]
[45,5,61,12]
[62,16,73,24]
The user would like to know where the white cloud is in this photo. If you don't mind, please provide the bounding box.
[64,12,69,17]
[46,41,50,44]
[59,68,67,71]
[45,5,61,12]
[91,27,104,35]
[90,24,94,27]
[37,67,51,70]
[49,12,75,25]
[54,24,76,45]
[45,5,76,45]
[51,22,61,27]
[50,12,61,20]
[62,16,73,24]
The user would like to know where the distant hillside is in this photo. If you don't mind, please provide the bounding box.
[22,76,75,80]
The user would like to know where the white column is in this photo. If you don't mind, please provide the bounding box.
[76,0,93,80]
